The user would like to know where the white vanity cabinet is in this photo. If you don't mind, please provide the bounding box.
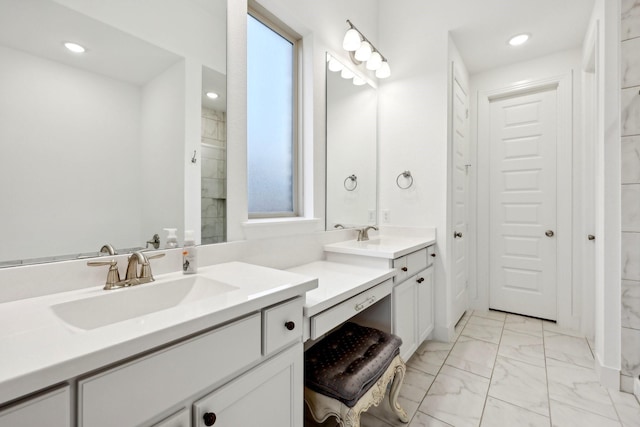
[393,265,434,360]
[76,297,304,427]
[192,343,302,427]
[0,385,70,427]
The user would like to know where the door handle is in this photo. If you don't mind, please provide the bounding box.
[454,231,463,238]
[545,230,555,237]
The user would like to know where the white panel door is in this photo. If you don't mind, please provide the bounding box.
[489,88,557,320]
[451,71,469,325]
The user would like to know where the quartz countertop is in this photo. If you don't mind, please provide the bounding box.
[286,261,396,317]
[323,233,436,259]
[0,261,317,404]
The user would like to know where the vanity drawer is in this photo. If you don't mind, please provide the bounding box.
[310,279,393,340]
[263,297,303,355]
[393,248,428,283]
[78,314,261,427]
[0,385,70,427]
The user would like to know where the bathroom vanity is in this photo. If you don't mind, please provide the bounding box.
[0,262,316,427]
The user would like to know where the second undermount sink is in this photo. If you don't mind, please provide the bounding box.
[51,275,239,331]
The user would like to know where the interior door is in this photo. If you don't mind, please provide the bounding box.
[489,88,558,321]
[451,69,469,325]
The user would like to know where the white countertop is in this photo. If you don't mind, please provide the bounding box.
[0,261,317,404]
[323,234,436,259]
[286,261,396,317]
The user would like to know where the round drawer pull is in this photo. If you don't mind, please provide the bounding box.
[284,321,295,331]
[203,412,217,426]
[401,267,408,272]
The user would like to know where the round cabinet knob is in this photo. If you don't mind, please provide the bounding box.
[284,321,295,331]
[454,231,462,238]
[588,234,595,241]
[545,230,555,237]
[203,412,217,426]
[401,267,408,272]
[416,277,424,283]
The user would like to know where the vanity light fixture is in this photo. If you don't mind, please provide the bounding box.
[205,91,219,99]
[342,19,390,78]
[327,53,373,88]
[352,76,365,86]
[508,33,530,46]
[64,42,85,53]
[340,67,355,79]
[328,57,344,72]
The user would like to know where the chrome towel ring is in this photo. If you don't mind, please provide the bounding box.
[396,171,413,189]
[344,174,358,191]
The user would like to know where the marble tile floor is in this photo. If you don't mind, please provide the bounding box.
[305,310,640,427]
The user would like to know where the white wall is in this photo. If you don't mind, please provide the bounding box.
[377,0,456,340]
[0,45,142,261]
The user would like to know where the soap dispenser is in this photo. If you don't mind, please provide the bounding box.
[164,228,178,249]
[182,230,197,274]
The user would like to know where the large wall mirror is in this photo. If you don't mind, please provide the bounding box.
[0,0,226,266]
[325,53,377,230]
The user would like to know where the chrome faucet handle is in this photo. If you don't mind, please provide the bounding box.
[87,259,121,290]
[139,253,165,282]
[99,244,118,256]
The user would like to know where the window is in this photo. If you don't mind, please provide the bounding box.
[247,9,299,217]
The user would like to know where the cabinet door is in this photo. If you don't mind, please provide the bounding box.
[417,266,434,343]
[393,277,418,361]
[193,343,303,427]
[152,408,189,427]
[0,385,70,427]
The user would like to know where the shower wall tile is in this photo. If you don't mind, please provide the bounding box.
[622,184,640,231]
[621,327,640,376]
[622,280,640,330]
[622,232,640,281]
[623,136,640,184]
[622,87,640,136]
[622,37,640,88]
[622,0,640,41]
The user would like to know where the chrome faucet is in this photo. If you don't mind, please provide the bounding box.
[88,250,165,290]
[125,251,165,285]
[357,226,378,241]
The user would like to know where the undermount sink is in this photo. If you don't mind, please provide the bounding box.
[51,275,238,330]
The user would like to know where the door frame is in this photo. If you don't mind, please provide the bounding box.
[475,73,576,329]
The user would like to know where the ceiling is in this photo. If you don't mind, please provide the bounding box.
[446,0,596,74]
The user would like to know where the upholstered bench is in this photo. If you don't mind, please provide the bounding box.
[304,322,409,427]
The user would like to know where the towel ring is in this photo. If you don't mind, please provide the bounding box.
[344,174,358,191]
[396,171,413,189]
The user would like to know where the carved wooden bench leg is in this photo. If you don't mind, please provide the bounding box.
[388,356,409,423]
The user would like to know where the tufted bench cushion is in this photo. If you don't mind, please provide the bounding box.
[304,322,403,408]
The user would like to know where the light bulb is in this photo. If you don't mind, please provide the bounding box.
[354,41,372,62]
[340,68,355,79]
[375,61,391,79]
[366,51,382,71]
[343,28,362,51]
[353,76,365,86]
[328,57,343,72]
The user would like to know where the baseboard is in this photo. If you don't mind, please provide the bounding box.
[595,353,620,389]
[433,322,454,343]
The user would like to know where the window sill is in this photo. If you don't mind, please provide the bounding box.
[241,217,322,240]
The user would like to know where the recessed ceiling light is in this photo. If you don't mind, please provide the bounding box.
[64,42,86,53]
[508,34,530,47]
[205,92,219,99]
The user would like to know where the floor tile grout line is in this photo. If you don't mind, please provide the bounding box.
[478,313,506,426]
[542,322,554,426]
[606,388,630,426]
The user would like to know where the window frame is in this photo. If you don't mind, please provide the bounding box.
[246,5,301,219]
